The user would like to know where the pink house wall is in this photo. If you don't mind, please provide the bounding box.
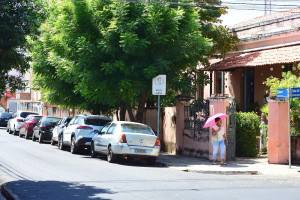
[268,100,289,164]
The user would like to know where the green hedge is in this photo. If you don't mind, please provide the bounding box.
[236,112,260,157]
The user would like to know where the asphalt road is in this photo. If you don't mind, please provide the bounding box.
[0,128,300,200]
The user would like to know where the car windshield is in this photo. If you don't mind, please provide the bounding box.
[1,113,12,118]
[20,112,38,118]
[44,118,60,126]
[85,118,111,126]
[121,124,153,135]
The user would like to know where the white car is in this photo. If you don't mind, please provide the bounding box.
[51,116,73,145]
[58,115,111,154]
[7,111,39,135]
[90,121,160,165]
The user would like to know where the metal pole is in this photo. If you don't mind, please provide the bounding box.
[288,87,291,168]
[157,95,160,138]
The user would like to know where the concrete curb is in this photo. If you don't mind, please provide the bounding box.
[182,169,260,175]
[1,183,19,200]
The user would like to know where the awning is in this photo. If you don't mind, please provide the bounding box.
[203,45,300,71]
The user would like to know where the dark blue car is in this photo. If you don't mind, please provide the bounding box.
[0,113,12,127]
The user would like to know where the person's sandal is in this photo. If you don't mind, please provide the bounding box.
[221,162,227,165]
[212,160,217,165]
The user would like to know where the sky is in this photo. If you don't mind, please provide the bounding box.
[220,0,300,26]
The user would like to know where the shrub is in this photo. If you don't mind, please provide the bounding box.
[236,112,260,157]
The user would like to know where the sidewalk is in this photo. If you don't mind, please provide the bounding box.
[156,153,300,176]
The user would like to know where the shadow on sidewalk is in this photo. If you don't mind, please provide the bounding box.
[1,180,114,200]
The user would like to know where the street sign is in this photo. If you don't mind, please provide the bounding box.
[152,75,166,95]
[291,87,300,98]
[277,88,288,98]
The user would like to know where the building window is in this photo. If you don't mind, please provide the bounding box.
[216,71,224,94]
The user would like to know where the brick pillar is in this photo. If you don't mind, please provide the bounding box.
[268,99,289,164]
[175,95,191,154]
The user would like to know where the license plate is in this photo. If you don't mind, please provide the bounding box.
[135,149,146,154]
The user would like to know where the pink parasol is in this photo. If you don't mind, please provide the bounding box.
[203,113,228,128]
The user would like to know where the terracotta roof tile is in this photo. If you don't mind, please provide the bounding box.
[230,7,300,29]
[203,45,300,71]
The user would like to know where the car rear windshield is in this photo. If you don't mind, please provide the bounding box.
[20,112,38,118]
[32,116,42,121]
[121,124,153,135]
[85,118,111,126]
[1,113,12,118]
[44,118,60,126]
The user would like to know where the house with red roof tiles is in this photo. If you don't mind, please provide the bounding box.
[201,7,300,111]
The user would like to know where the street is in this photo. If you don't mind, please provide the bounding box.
[0,128,300,200]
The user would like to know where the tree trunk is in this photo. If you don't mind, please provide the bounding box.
[127,108,136,122]
[135,91,148,123]
[116,109,119,121]
[119,101,126,121]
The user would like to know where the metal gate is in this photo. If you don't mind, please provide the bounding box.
[226,99,236,161]
[184,100,209,135]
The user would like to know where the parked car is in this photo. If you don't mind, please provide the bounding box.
[51,116,73,145]
[0,113,12,127]
[7,111,39,135]
[58,115,111,154]
[32,117,60,143]
[90,121,160,165]
[19,115,43,139]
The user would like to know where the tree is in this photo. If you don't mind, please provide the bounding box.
[30,0,237,121]
[0,0,41,96]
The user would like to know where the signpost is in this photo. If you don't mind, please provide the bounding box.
[277,87,300,169]
[152,75,166,138]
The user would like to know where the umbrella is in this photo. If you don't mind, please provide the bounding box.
[203,113,228,128]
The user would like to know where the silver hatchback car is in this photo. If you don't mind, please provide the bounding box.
[91,121,160,165]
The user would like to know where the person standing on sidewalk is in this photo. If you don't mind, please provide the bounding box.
[211,117,227,165]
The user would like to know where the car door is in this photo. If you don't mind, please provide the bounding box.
[33,119,42,138]
[99,123,118,153]
[63,116,79,144]
[94,122,111,152]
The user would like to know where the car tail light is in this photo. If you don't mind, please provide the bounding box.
[17,119,23,122]
[155,137,160,146]
[42,124,46,131]
[77,126,93,129]
[119,133,127,143]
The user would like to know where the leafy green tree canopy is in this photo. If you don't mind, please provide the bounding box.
[0,0,41,95]
[30,0,237,121]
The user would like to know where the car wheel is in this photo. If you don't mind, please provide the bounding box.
[107,146,116,163]
[38,133,43,143]
[32,133,36,141]
[70,137,78,154]
[90,143,97,158]
[24,129,29,139]
[58,135,65,150]
[50,138,56,146]
[8,126,13,134]
[147,157,157,166]
[13,127,17,135]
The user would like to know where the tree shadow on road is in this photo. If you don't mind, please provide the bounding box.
[1,180,114,200]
